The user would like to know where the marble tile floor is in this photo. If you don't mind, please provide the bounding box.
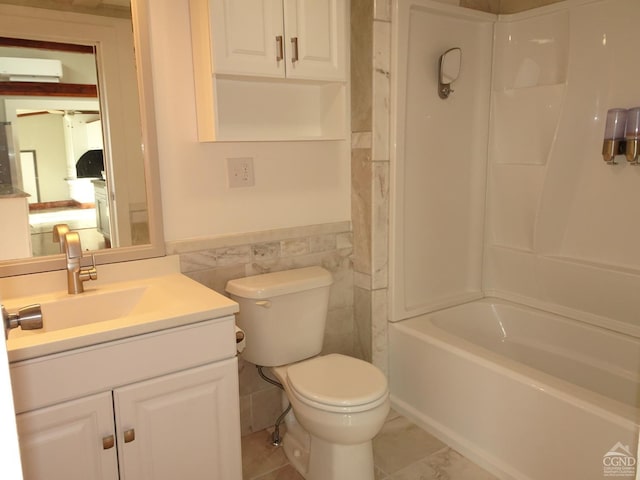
[241,410,498,480]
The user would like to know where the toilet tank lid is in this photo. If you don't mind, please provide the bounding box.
[225,266,333,299]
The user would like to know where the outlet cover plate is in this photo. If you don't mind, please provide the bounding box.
[227,157,255,188]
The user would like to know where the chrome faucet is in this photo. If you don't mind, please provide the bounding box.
[63,231,98,294]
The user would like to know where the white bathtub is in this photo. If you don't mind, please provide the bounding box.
[389,298,640,480]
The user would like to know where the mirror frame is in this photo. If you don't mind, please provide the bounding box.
[0,0,165,278]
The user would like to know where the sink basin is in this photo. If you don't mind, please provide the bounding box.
[8,286,148,337]
[2,256,239,362]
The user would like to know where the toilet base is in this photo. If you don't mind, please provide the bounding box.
[308,436,375,480]
[283,431,375,480]
[271,361,387,480]
[281,393,311,475]
[282,430,309,476]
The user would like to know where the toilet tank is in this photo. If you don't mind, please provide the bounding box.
[226,267,333,367]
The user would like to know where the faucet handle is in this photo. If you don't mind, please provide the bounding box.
[3,304,43,339]
[79,254,98,283]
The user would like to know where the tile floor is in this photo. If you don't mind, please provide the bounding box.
[241,409,498,480]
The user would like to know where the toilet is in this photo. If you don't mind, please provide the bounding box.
[226,266,390,480]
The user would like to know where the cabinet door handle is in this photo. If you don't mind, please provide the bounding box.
[102,435,115,450]
[275,35,284,61]
[124,429,136,443]
[291,37,299,63]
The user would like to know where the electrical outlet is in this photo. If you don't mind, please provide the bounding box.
[227,157,255,188]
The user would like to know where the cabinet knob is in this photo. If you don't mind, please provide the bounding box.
[124,428,136,443]
[291,37,299,63]
[102,435,115,450]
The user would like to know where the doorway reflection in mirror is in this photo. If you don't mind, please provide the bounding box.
[0,4,150,261]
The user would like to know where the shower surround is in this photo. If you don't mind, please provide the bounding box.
[486,0,640,333]
[385,0,640,478]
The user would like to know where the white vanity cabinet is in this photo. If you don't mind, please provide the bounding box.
[208,0,346,81]
[11,316,242,480]
[16,392,118,479]
[115,360,239,480]
[189,0,348,141]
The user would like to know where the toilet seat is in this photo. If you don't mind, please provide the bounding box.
[286,354,388,413]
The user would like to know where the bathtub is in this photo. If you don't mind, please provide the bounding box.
[389,298,640,480]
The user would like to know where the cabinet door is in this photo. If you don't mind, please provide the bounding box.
[114,359,242,480]
[208,0,285,77]
[16,392,118,480]
[283,0,347,81]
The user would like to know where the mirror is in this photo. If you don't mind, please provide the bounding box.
[438,47,462,99]
[0,0,164,277]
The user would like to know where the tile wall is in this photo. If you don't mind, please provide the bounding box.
[168,222,357,435]
[351,0,392,375]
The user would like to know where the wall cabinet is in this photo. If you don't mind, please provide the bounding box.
[189,0,348,141]
[11,318,242,480]
[209,0,346,81]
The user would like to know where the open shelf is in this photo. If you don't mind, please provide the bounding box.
[195,75,347,142]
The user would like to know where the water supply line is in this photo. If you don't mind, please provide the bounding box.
[257,365,291,447]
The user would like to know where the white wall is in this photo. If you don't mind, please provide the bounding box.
[17,114,69,203]
[0,197,31,260]
[146,0,351,243]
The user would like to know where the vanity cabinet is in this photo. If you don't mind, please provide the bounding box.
[115,361,238,479]
[16,392,118,479]
[11,317,242,480]
[189,0,348,141]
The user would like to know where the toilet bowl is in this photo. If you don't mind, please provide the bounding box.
[225,267,390,480]
[272,354,390,480]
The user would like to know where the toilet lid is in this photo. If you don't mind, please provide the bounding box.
[286,354,388,408]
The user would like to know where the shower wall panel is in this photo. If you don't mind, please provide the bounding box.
[389,1,494,321]
[485,0,640,334]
